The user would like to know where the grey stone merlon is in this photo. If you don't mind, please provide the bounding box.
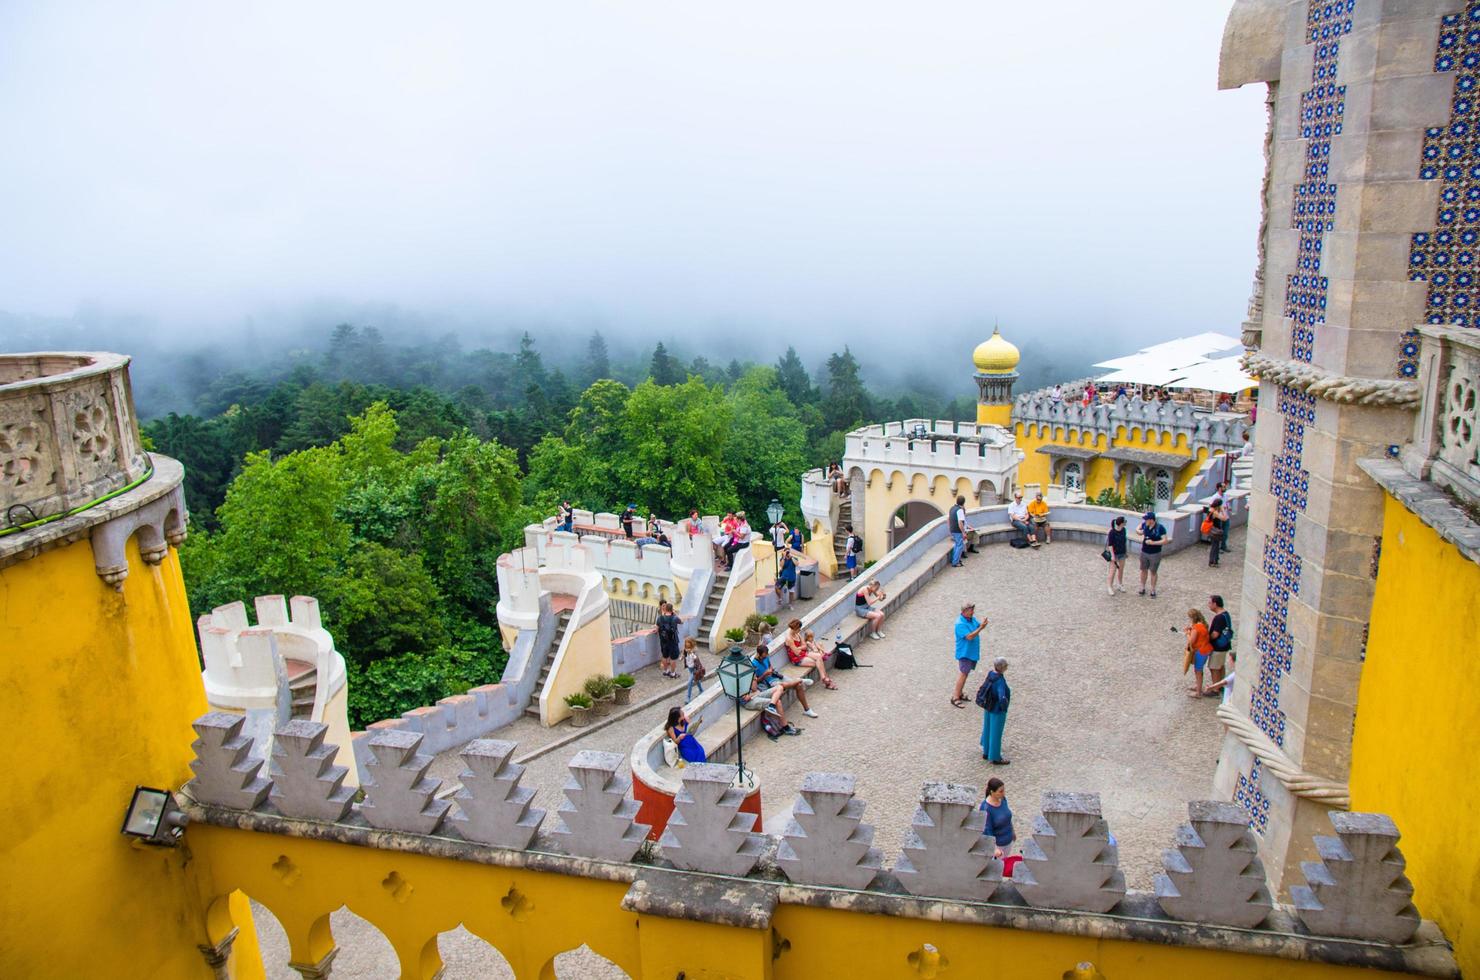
[658,763,766,876]
[1291,812,1421,944]
[892,781,1002,902]
[1015,791,1127,914]
[776,772,883,890]
[549,750,649,863]
[268,720,354,823]
[447,739,545,850]
[359,730,449,835]
[1154,800,1273,928]
[187,712,271,810]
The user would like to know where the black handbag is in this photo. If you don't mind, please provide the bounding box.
[1101,548,1114,562]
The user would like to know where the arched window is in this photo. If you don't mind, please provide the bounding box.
[1062,461,1083,491]
[1153,469,1173,503]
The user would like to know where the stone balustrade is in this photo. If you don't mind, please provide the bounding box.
[845,418,1020,476]
[1403,324,1480,510]
[183,710,1441,962]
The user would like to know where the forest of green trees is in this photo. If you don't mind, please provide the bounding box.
[144,325,980,727]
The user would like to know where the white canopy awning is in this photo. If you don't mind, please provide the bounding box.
[1165,356,1258,394]
[1097,362,1208,387]
[1092,332,1242,371]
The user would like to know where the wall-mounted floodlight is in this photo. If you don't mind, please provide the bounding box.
[121,786,189,846]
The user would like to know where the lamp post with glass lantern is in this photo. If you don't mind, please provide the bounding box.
[716,645,755,788]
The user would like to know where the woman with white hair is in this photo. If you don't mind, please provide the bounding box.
[977,657,1011,765]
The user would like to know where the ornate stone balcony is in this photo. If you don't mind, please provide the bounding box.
[0,352,150,523]
[1404,324,1480,511]
[1013,387,1248,453]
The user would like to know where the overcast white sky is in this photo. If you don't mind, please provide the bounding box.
[0,1,1264,349]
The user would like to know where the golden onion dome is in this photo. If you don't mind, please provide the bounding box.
[972,327,1021,373]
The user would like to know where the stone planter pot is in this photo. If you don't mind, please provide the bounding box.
[744,629,762,647]
[613,685,633,705]
[569,705,591,727]
[592,693,616,717]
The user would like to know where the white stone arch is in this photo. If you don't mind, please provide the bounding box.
[889,499,944,550]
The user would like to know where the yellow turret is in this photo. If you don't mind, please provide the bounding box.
[973,326,1020,425]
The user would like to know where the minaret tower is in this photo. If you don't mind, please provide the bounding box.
[973,326,1020,427]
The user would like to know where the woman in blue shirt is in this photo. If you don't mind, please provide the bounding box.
[979,777,1014,859]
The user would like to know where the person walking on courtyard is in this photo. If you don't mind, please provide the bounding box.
[978,777,1016,860]
[1184,608,1214,699]
[1206,497,1227,567]
[977,657,1011,764]
[854,581,886,638]
[666,707,706,765]
[558,500,574,532]
[1207,595,1233,693]
[1137,511,1167,597]
[1214,484,1233,554]
[1106,516,1128,595]
[1008,491,1035,545]
[655,601,683,678]
[843,524,863,579]
[784,618,837,689]
[1027,492,1052,546]
[683,636,706,701]
[951,602,987,708]
[948,495,969,567]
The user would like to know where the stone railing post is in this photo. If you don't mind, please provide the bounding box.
[1291,812,1420,944]
[550,750,649,862]
[658,763,766,876]
[1154,800,1272,928]
[187,712,271,810]
[892,782,1002,902]
[1014,792,1126,913]
[360,730,449,835]
[447,739,545,849]
[776,772,883,890]
[269,720,354,822]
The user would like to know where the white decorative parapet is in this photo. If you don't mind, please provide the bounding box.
[1404,324,1480,509]
[1013,392,1249,452]
[186,714,1450,956]
[800,469,838,536]
[844,419,1021,481]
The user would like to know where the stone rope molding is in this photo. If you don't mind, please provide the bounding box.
[1240,352,1420,409]
[1216,703,1350,807]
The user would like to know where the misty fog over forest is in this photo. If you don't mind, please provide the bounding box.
[0,1,1268,725]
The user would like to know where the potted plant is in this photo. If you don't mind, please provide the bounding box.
[743,612,768,647]
[564,692,593,727]
[724,627,746,645]
[763,614,779,628]
[613,673,636,705]
[584,674,617,716]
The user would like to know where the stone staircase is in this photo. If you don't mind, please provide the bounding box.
[697,566,730,643]
[1231,456,1254,491]
[833,497,854,566]
[286,659,318,720]
[523,608,574,719]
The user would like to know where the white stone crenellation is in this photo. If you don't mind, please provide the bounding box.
[185,711,1429,946]
[1013,391,1249,453]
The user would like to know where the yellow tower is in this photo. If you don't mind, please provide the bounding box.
[972,326,1020,427]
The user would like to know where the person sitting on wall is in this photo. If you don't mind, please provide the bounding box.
[743,644,816,723]
[854,581,887,639]
[1027,492,1052,547]
[829,462,847,495]
[1007,490,1035,545]
[665,707,706,765]
[723,512,752,569]
[783,618,837,689]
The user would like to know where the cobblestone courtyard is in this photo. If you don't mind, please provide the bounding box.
[254,536,1242,976]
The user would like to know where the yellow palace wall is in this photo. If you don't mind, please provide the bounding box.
[1348,494,1480,980]
[187,819,1433,980]
[0,536,252,980]
[1012,423,1209,499]
[859,470,982,563]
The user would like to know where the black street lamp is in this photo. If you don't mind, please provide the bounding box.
[716,645,756,789]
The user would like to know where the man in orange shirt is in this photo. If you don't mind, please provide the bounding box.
[1027,492,1052,547]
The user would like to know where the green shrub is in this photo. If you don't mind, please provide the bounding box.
[564,692,593,709]
[613,673,636,688]
[743,612,767,633]
[724,627,746,642]
[1092,487,1127,509]
[583,673,615,699]
[1127,476,1157,513]
[762,614,779,627]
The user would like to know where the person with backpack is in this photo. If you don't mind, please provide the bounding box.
[1207,595,1234,693]
[655,601,682,679]
[843,524,863,579]
[976,657,1011,765]
[789,524,804,553]
[948,495,969,567]
[1205,498,1227,567]
[1137,511,1167,597]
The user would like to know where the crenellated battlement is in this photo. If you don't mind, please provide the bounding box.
[183,711,1452,976]
[1013,391,1249,452]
